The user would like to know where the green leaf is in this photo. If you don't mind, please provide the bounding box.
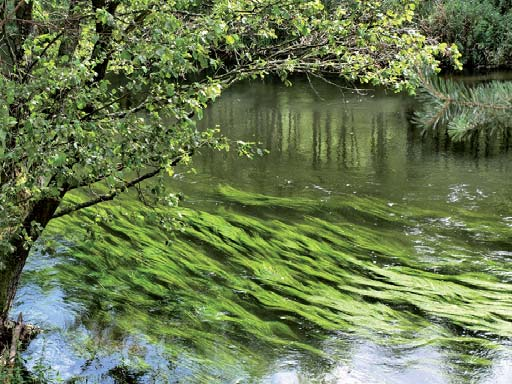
[225,35,235,45]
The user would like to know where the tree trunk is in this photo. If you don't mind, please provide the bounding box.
[0,246,30,329]
[0,197,62,340]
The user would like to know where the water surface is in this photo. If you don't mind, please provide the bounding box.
[16,77,512,383]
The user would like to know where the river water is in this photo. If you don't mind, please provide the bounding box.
[14,77,512,383]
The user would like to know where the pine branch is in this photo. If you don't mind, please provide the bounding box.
[413,71,512,141]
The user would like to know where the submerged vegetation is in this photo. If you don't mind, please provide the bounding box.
[19,181,511,382]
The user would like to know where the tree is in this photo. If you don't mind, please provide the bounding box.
[419,0,512,68]
[0,0,449,350]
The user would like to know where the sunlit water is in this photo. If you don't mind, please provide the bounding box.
[14,77,512,383]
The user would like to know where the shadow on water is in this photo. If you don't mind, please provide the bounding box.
[14,77,512,383]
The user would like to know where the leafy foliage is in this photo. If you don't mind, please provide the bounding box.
[420,0,512,68]
[413,71,512,140]
[0,0,452,255]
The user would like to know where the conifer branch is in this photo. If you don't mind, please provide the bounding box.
[413,71,512,141]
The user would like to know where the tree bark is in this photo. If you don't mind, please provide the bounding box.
[57,0,83,58]
[0,197,62,337]
[90,0,120,82]
[13,0,33,62]
[0,247,29,331]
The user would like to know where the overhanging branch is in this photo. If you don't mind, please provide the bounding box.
[52,150,190,220]
[52,167,162,219]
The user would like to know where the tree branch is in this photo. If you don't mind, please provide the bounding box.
[52,167,162,219]
[51,145,195,219]
[22,31,65,82]
[13,0,33,62]
[0,0,24,29]
[57,0,83,58]
[0,0,16,66]
[90,0,120,83]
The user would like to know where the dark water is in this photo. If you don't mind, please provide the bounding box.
[15,77,512,383]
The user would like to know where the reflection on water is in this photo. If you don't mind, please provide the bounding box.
[15,78,512,383]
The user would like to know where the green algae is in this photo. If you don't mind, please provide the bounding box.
[21,183,511,381]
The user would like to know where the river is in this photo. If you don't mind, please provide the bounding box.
[14,76,512,383]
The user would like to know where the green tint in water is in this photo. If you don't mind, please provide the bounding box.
[18,77,512,383]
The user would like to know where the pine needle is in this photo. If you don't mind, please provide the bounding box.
[413,70,512,141]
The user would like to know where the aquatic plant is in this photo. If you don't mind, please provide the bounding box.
[23,184,512,382]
